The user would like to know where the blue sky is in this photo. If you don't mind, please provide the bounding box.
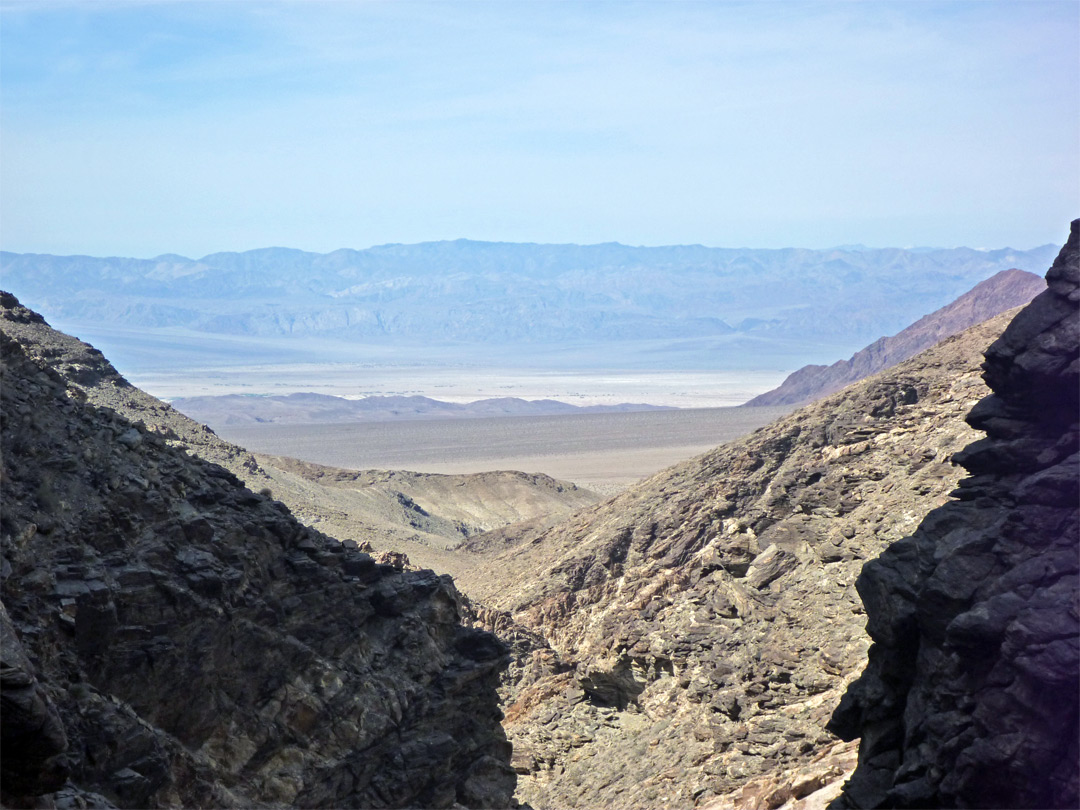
[1,0,1076,257]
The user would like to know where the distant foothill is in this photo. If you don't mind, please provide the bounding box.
[745,267,1046,406]
[0,240,1058,373]
[169,392,673,427]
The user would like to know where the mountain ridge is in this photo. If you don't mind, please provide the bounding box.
[746,268,1046,406]
[8,236,1054,264]
[2,241,1059,371]
[170,393,674,427]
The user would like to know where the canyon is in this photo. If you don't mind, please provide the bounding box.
[0,295,515,807]
[1,224,1076,808]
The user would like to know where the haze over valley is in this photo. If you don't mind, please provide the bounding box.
[3,240,1057,380]
[2,2,1076,809]
[1,241,1057,419]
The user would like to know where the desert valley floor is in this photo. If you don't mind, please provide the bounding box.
[215,405,793,495]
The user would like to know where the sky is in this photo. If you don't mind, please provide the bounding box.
[0,0,1076,258]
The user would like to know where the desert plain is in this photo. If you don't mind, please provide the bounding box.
[217,404,794,496]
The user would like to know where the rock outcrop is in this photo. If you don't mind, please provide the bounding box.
[746,269,1045,407]
[455,307,1025,809]
[827,225,1079,808]
[0,298,515,807]
[0,291,598,577]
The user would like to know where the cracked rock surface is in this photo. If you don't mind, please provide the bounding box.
[0,296,515,808]
[828,221,1079,809]
[456,304,1029,809]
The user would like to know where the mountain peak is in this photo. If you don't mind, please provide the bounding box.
[745,267,1045,407]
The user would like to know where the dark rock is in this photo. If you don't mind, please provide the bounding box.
[0,602,69,799]
[0,303,515,808]
[828,221,1080,809]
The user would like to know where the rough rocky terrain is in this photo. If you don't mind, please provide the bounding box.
[455,307,1024,809]
[0,301,516,807]
[828,222,1079,808]
[746,268,1045,407]
[0,290,599,577]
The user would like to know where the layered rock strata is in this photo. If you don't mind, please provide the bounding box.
[0,315,515,807]
[828,222,1079,808]
[456,309,1024,809]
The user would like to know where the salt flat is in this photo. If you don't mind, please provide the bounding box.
[131,365,789,408]
[218,405,793,494]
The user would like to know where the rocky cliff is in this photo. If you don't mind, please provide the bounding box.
[455,306,1025,809]
[746,268,1046,407]
[0,291,598,578]
[0,301,515,807]
[827,226,1079,808]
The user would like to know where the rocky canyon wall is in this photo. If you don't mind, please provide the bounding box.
[828,221,1079,808]
[0,305,515,808]
[456,306,1026,809]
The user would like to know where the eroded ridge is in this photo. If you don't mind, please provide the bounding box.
[829,221,1080,808]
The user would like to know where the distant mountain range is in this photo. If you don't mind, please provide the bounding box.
[0,240,1059,371]
[170,392,672,426]
[745,268,1046,406]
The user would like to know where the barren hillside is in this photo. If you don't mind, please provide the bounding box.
[0,291,599,576]
[456,309,1021,809]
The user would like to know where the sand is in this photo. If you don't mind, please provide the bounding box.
[218,405,792,494]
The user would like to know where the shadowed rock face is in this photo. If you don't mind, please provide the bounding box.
[0,307,515,808]
[455,304,1024,808]
[828,222,1080,809]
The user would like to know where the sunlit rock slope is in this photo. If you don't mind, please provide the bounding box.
[456,306,1025,809]
[828,221,1079,808]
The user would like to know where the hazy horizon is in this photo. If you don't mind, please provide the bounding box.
[0,234,1064,263]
